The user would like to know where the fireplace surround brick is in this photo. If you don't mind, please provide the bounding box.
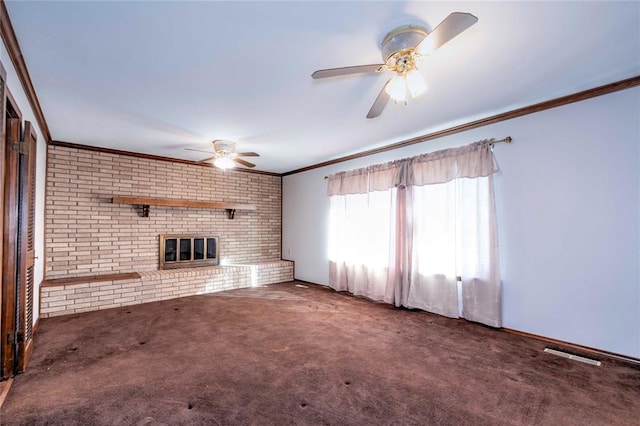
[40,261,294,317]
[43,144,293,316]
[46,144,282,278]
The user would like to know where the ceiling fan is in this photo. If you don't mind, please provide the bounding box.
[186,140,259,169]
[311,12,478,119]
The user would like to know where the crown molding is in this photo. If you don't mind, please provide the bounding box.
[283,75,640,176]
[50,140,281,177]
[0,1,51,142]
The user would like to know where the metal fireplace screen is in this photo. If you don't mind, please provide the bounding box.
[160,234,219,270]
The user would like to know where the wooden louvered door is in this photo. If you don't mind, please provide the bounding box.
[0,118,35,378]
[1,116,21,379]
[17,122,36,372]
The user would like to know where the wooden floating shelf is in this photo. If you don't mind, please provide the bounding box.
[111,196,256,219]
[41,272,142,288]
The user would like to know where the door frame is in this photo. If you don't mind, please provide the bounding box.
[1,80,24,379]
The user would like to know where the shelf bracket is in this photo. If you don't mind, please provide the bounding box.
[141,205,150,218]
[226,209,236,220]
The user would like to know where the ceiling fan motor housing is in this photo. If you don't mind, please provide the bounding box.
[212,139,236,155]
[381,25,428,72]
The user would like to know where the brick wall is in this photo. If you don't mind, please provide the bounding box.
[40,260,294,317]
[46,145,282,278]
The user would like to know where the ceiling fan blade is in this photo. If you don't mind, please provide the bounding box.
[185,147,213,154]
[235,152,260,157]
[415,12,478,56]
[232,157,256,168]
[199,155,217,163]
[366,79,392,119]
[312,64,385,79]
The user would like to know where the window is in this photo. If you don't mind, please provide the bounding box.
[328,140,502,327]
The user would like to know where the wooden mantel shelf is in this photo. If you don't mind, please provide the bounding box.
[111,196,256,219]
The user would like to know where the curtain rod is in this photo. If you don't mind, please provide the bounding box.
[323,136,512,179]
[491,136,512,145]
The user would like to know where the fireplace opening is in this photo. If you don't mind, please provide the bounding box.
[160,234,219,270]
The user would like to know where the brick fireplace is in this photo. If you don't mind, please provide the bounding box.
[41,144,293,317]
[45,144,282,277]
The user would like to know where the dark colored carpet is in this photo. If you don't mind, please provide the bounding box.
[1,281,638,425]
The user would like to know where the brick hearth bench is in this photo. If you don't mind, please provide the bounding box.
[39,260,294,318]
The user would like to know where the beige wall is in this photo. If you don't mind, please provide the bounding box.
[283,87,640,358]
[46,145,282,278]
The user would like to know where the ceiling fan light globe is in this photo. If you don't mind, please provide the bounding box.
[213,157,235,170]
[406,69,426,97]
[385,75,407,102]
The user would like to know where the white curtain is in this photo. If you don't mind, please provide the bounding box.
[328,166,398,303]
[458,175,501,327]
[405,181,459,318]
[328,140,502,327]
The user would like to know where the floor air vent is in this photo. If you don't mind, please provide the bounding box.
[544,348,601,366]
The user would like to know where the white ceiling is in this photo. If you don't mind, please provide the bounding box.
[5,1,640,174]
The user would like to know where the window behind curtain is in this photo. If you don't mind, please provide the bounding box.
[327,140,501,327]
[329,188,397,303]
